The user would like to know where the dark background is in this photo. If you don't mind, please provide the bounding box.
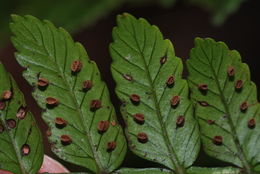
[0,0,259,171]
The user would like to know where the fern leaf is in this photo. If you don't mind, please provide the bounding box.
[114,168,172,174]
[10,15,127,173]
[187,38,260,173]
[114,167,241,174]
[0,63,43,174]
[110,13,200,173]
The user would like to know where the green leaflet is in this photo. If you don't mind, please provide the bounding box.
[0,63,43,174]
[114,167,241,174]
[187,38,260,173]
[114,168,172,174]
[10,15,127,173]
[110,13,200,173]
[187,167,241,174]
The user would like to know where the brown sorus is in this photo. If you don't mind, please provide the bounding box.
[46,130,52,137]
[107,141,116,152]
[122,74,133,81]
[21,144,30,156]
[60,135,72,145]
[98,120,110,133]
[213,136,223,146]
[6,119,16,129]
[82,80,92,90]
[198,84,208,91]
[248,118,256,129]
[55,117,67,128]
[133,113,145,124]
[90,100,102,111]
[160,56,167,65]
[130,94,140,104]
[240,102,248,112]
[235,80,243,90]
[46,97,59,106]
[0,124,4,133]
[198,101,209,107]
[2,90,12,100]
[71,60,82,72]
[207,120,215,125]
[176,116,185,127]
[137,132,148,143]
[227,66,235,77]
[166,75,174,87]
[38,77,49,87]
[16,106,27,120]
[0,101,5,110]
[171,95,180,108]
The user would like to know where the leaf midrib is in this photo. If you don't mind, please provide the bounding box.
[128,20,184,174]
[58,72,104,172]
[199,44,252,173]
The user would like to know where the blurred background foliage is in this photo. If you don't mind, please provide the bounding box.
[0,0,246,49]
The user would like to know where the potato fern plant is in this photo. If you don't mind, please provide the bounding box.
[0,13,259,174]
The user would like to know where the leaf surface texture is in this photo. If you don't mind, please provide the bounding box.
[114,168,172,174]
[110,13,200,173]
[187,38,260,173]
[0,63,43,174]
[10,15,126,173]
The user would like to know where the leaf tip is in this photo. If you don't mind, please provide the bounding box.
[9,14,22,31]
[194,37,216,45]
[117,12,136,24]
[194,37,203,43]
[10,14,21,22]
[119,12,132,19]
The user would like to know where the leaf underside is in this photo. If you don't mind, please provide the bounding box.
[113,168,172,174]
[187,167,241,174]
[114,167,241,174]
[0,63,43,174]
[110,13,200,173]
[10,15,126,173]
[187,38,260,173]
